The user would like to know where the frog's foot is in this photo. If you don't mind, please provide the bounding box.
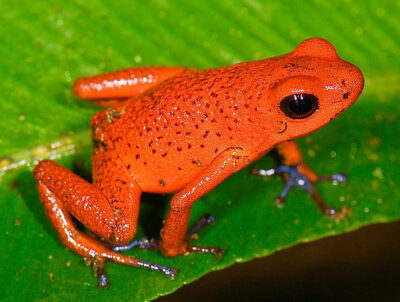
[84,252,177,288]
[112,237,158,252]
[112,214,223,258]
[185,214,223,258]
[251,165,349,221]
[85,256,110,288]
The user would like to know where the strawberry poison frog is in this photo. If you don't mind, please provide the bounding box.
[33,38,364,287]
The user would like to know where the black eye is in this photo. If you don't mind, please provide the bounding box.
[279,93,319,119]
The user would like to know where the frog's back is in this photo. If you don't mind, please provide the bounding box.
[90,62,270,193]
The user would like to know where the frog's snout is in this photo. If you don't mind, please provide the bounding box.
[345,64,364,105]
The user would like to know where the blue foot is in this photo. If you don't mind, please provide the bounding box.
[251,165,349,220]
[187,213,216,239]
[136,260,177,279]
[186,214,223,258]
[112,237,158,252]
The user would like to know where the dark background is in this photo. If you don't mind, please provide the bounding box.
[159,220,400,301]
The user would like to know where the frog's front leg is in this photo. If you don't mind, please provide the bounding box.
[33,159,177,288]
[160,147,252,257]
[117,148,251,257]
[251,140,348,220]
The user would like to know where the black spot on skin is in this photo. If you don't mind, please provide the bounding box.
[135,154,140,159]
[343,92,350,99]
[93,139,107,150]
[283,63,296,69]
[162,152,167,157]
[159,180,166,186]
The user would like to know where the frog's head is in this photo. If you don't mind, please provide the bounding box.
[267,38,364,141]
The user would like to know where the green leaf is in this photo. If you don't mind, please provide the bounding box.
[0,0,399,301]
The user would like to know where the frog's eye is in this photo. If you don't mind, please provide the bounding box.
[279,93,319,119]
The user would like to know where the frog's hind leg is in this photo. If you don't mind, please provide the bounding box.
[33,160,177,288]
[73,66,187,102]
[251,140,349,221]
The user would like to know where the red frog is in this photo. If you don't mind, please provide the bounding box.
[33,38,364,287]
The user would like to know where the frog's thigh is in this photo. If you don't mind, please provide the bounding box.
[33,160,116,256]
[73,66,187,100]
[161,147,251,257]
[92,147,142,245]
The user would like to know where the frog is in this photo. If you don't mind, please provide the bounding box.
[33,38,364,287]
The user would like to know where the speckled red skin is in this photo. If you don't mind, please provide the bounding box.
[34,38,364,266]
